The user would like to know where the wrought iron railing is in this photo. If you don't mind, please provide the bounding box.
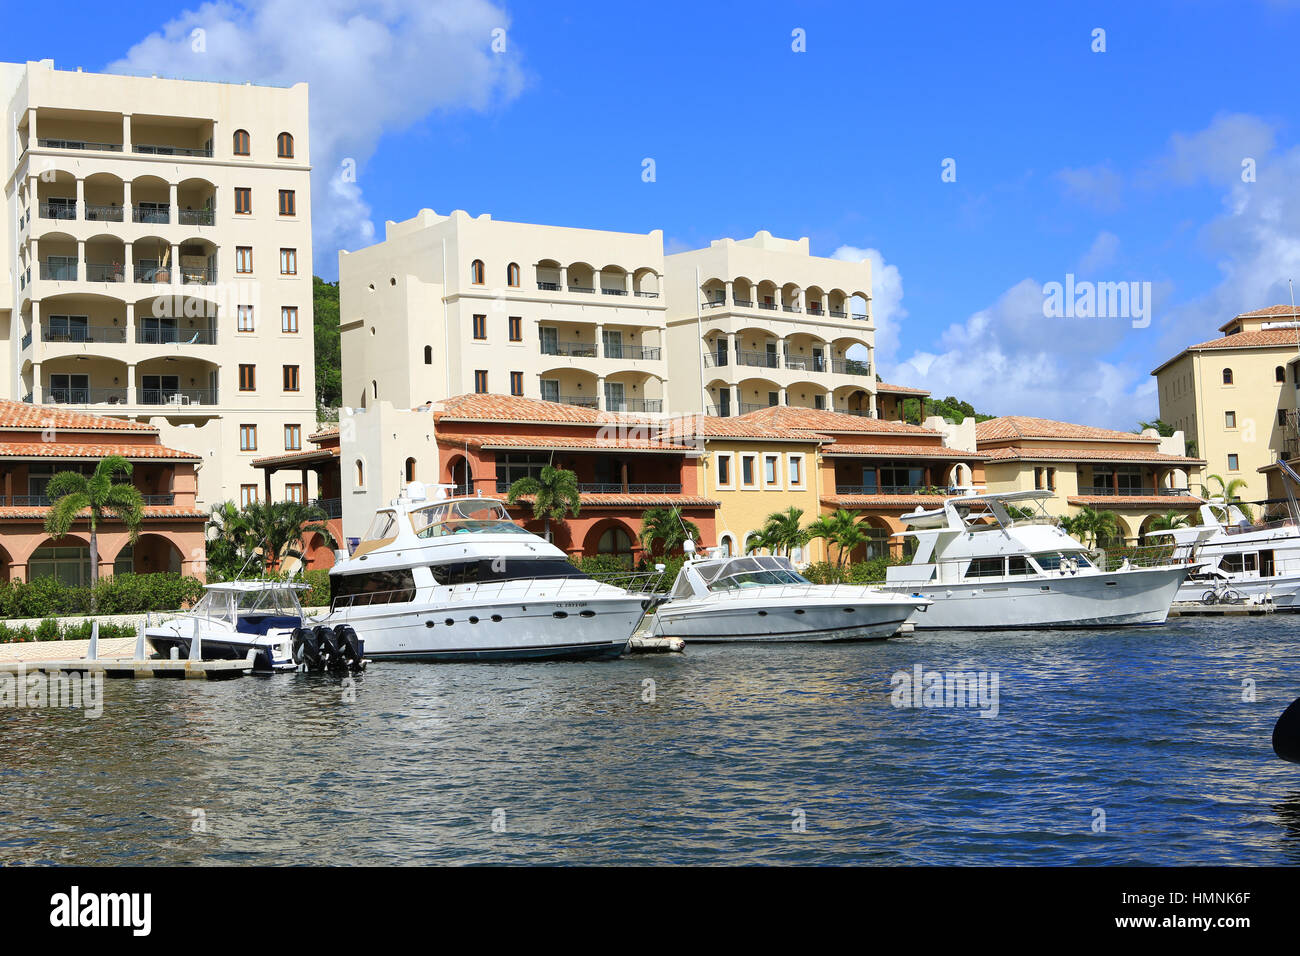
[540,340,598,358]
[39,138,123,152]
[42,323,127,344]
[138,388,218,406]
[136,327,217,345]
[134,143,213,158]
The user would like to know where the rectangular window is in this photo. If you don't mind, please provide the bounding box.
[239,424,257,451]
[965,557,1005,579]
[234,187,251,215]
[716,453,733,487]
[285,483,305,503]
[283,365,300,391]
[508,316,522,342]
[278,189,296,216]
[279,248,297,275]
[240,484,258,507]
[1225,411,1236,428]
[474,370,488,393]
[237,305,255,332]
[741,454,756,488]
[1046,467,1056,492]
[472,314,487,340]
[788,454,804,487]
[239,364,256,391]
[1034,467,1044,490]
[281,306,299,333]
[510,371,523,396]
[235,247,253,274]
[1280,409,1289,427]
[764,454,780,487]
[1228,453,1239,471]
[285,424,302,450]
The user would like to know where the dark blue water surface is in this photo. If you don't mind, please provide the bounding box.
[2,616,1299,865]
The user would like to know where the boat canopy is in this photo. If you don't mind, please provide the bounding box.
[671,555,809,598]
[409,497,531,539]
[192,581,306,625]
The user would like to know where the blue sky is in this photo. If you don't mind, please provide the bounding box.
[7,0,1300,427]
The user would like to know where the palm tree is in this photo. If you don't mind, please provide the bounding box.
[1203,473,1254,522]
[205,500,260,579]
[806,509,867,567]
[44,455,144,601]
[506,465,581,542]
[743,526,778,555]
[1063,505,1120,549]
[243,500,337,572]
[1147,510,1189,532]
[639,507,701,556]
[758,506,810,556]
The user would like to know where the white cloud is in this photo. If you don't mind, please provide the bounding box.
[108,0,526,262]
[1077,231,1120,274]
[1151,112,1276,187]
[831,245,905,361]
[1056,162,1123,213]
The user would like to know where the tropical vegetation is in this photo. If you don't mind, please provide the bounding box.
[505,465,581,542]
[204,499,337,579]
[639,507,701,555]
[1059,505,1120,549]
[1202,474,1254,522]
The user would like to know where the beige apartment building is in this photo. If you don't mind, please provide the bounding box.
[976,416,1205,544]
[663,231,876,417]
[339,208,670,415]
[1153,305,1300,503]
[1,59,318,510]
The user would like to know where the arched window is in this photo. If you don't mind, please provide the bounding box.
[405,457,416,482]
[233,129,250,156]
[424,345,433,365]
[277,132,294,158]
[470,259,485,284]
[355,459,365,487]
[507,263,520,287]
[719,533,735,557]
[1277,366,1286,383]
[597,526,634,566]
[1222,368,1234,385]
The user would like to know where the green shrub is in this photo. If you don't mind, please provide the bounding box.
[0,573,204,620]
[0,618,138,644]
[801,561,844,584]
[570,554,635,576]
[636,554,686,591]
[301,568,331,606]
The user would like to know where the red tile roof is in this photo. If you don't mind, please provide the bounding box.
[737,405,941,436]
[309,425,340,441]
[875,382,931,396]
[433,393,616,425]
[976,416,1158,443]
[820,494,948,509]
[981,444,1202,464]
[657,417,823,442]
[0,505,206,520]
[821,441,984,460]
[0,441,199,460]
[1152,324,1300,373]
[441,433,695,453]
[1066,495,1204,507]
[1217,304,1300,331]
[0,400,155,432]
[252,447,341,468]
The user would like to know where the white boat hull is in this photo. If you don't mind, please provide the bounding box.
[1175,572,1300,607]
[324,592,647,662]
[881,566,1188,629]
[651,591,922,643]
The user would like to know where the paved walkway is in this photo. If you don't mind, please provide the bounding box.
[0,637,138,663]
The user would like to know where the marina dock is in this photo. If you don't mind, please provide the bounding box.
[0,623,256,679]
[1168,604,1282,617]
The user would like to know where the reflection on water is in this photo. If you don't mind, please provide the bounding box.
[1,617,1298,865]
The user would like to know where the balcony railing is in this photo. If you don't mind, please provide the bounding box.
[739,402,776,415]
[830,359,871,376]
[44,387,129,405]
[733,298,754,308]
[736,350,781,369]
[141,494,177,506]
[541,341,598,358]
[1079,486,1194,497]
[42,324,128,344]
[600,287,628,296]
[85,262,127,283]
[495,481,683,495]
[633,290,660,298]
[605,398,664,413]
[536,281,561,291]
[132,205,171,224]
[807,306,825,316]
[179,266,217,285]
[134,264,171,283]
[603,344,661,361]
[134,143,213,158]
[542,394,599,409]
[829,309,847,319]
[40,261,78,281]
[39,201,77,220]
[758,302,778,310]
[38,138,123,152]
[136,327,217,345]
[11,494,52,507]
[85,204,125,222]
[178,208,216,226]
[139,387,219,406]
[20,330,32,350]
[782,305,802,313]
[310,497,343,519]
[835,485,945,496]
[567,285,595,294]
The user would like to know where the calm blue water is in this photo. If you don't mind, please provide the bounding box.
[2,616,1299,865]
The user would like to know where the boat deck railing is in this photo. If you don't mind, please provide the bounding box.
[329,572,664,611]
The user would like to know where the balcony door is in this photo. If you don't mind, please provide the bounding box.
[140,315,179,344]
[48,373,88,403]
[539,379,560,403]
[717,389,731,417]
[604,381,626,412]
[812,347,825,372]
[142,374,180,404]
[602,329,623,359]
[49,315,89,343]
[539,326,559,355]
[715,339,728,367]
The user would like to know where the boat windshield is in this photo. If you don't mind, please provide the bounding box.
[700,555,810,591]
[191,585,304,624]
[410,499,531,538]
[1032,552,1093,571]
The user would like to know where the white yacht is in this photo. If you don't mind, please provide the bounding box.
[1148,501,1300,606]
[146,581,308,672]
[878,491,1191,628]
[651,547,930,642]
[318,483,654,661]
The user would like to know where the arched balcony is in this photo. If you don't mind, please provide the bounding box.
[602,370,666,414]
[835,385,875,417]
[84,173,126,223]
[566,262,597,293]
[84,234,127,283]
[735,376,782,416]
[804,285,827,316]
[35,232,78,282]
[539,367,600,409]
[35,170,77,223]
[130,175,171,225]
[134,293,220,347]
[177,178,217,226]
[595,265,630,297]
[38,293,128,347]
[535,259,562,291]
[785,380,830,410]
[39,355,130,406]
[630,268,661,298]
[136,356,220,407]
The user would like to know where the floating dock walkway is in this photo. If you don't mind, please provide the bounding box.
[0,621,255,679]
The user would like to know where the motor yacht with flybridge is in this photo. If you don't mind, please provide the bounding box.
[1147,459,1300,607]
[317,482,657,662]
[878,491,1191,628]
[650,541,930,642]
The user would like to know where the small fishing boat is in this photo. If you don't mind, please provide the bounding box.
[651,546,929,642]
[146,581,310,672]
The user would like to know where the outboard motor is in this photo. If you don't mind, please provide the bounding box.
[292,624,367,673]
